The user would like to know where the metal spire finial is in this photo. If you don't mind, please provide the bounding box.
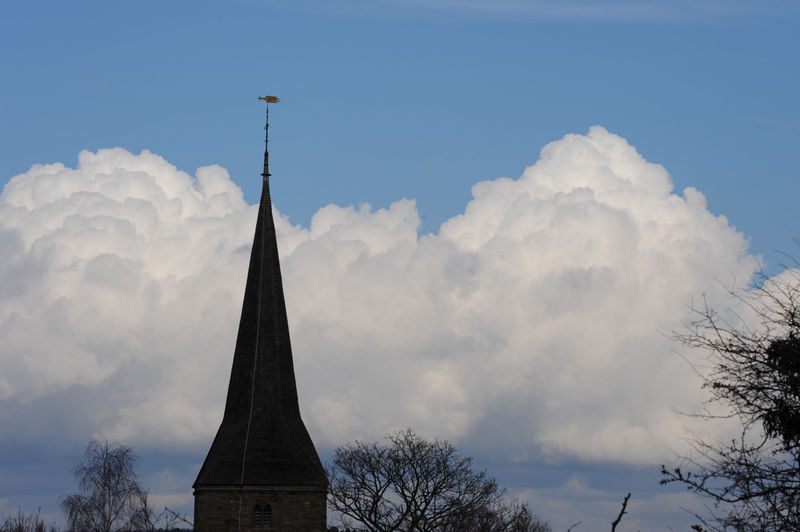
[258,96,279,180]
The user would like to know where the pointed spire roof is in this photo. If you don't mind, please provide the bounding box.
[194,101,326,488]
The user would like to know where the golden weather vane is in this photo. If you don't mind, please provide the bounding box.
[258,96,280,103]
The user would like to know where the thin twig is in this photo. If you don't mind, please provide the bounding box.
[611,492,631,531]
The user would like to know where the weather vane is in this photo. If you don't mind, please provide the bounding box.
[258,96,279,180]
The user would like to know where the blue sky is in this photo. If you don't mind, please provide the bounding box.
[3,0,799,262]
[1,1,799,529]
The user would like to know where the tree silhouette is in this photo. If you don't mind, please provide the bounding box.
[327,428,550,532]
[61,437,146,532]
[662,268,800,530]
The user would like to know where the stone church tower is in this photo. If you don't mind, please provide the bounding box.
[193,99,327,531]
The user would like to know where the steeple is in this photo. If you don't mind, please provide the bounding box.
[193,99,327,531]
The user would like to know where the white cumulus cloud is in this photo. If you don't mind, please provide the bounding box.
[0,127,760,463]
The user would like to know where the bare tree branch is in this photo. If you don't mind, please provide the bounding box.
[610,492,630,532]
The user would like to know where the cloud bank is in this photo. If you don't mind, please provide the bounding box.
[0,127,759,464]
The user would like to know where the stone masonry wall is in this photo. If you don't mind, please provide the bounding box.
[194,487,327,532]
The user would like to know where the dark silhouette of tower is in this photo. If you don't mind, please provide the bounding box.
[193,99,327,531]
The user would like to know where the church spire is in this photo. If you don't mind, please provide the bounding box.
[194,97,326,491]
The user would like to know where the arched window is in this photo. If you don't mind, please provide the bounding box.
[253,504,272,527]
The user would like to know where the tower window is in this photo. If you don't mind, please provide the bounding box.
[253,504,272,526]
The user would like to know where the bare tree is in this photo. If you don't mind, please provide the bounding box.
[0,508,58,532]
[440,496,550,532]
[60,437,146,532]
[327,428,550,532]
[661,268,800,530]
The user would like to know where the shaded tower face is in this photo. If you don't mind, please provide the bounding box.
[193,104,327,532]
